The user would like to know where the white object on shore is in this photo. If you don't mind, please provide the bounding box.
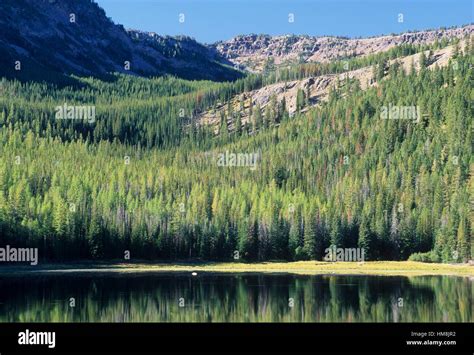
[192,272,197,276]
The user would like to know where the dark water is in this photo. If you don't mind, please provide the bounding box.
[0,273,472,322]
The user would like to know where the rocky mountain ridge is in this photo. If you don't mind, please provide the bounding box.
[0,0,241,82]
[213,25,473,71]
[1,0,471,84]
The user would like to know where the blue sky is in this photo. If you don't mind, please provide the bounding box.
[95,0,473,43]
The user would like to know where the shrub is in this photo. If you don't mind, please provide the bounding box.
[408,251,440,263]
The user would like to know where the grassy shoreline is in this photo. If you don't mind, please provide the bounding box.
[0,261,473,276]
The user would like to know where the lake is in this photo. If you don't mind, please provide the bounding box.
[0,273,471,322]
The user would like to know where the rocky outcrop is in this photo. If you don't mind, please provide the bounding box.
[198,40,468,132]
[213,26,473,72]
[0,0,242,82]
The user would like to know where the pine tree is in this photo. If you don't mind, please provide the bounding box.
[456,217,469,262]
[358,215,375,261]
[302,212,317,259]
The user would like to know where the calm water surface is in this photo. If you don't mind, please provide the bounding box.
[0,273,471,322]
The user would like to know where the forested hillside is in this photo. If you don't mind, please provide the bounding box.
[0,35,472,263]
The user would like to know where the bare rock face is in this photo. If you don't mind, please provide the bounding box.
[198,39,469,133]
[1,0,471,83]
[0,0,242,82]
[212,26,473,72]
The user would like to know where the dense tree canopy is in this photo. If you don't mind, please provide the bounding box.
[0,38,471,263]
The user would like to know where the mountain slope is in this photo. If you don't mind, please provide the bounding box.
[213,25,473,71]
[0,0,241,82]
[0,44,471,262]
[198,39,470,132]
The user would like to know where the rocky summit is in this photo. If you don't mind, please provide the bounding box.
[212,26,473,71]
